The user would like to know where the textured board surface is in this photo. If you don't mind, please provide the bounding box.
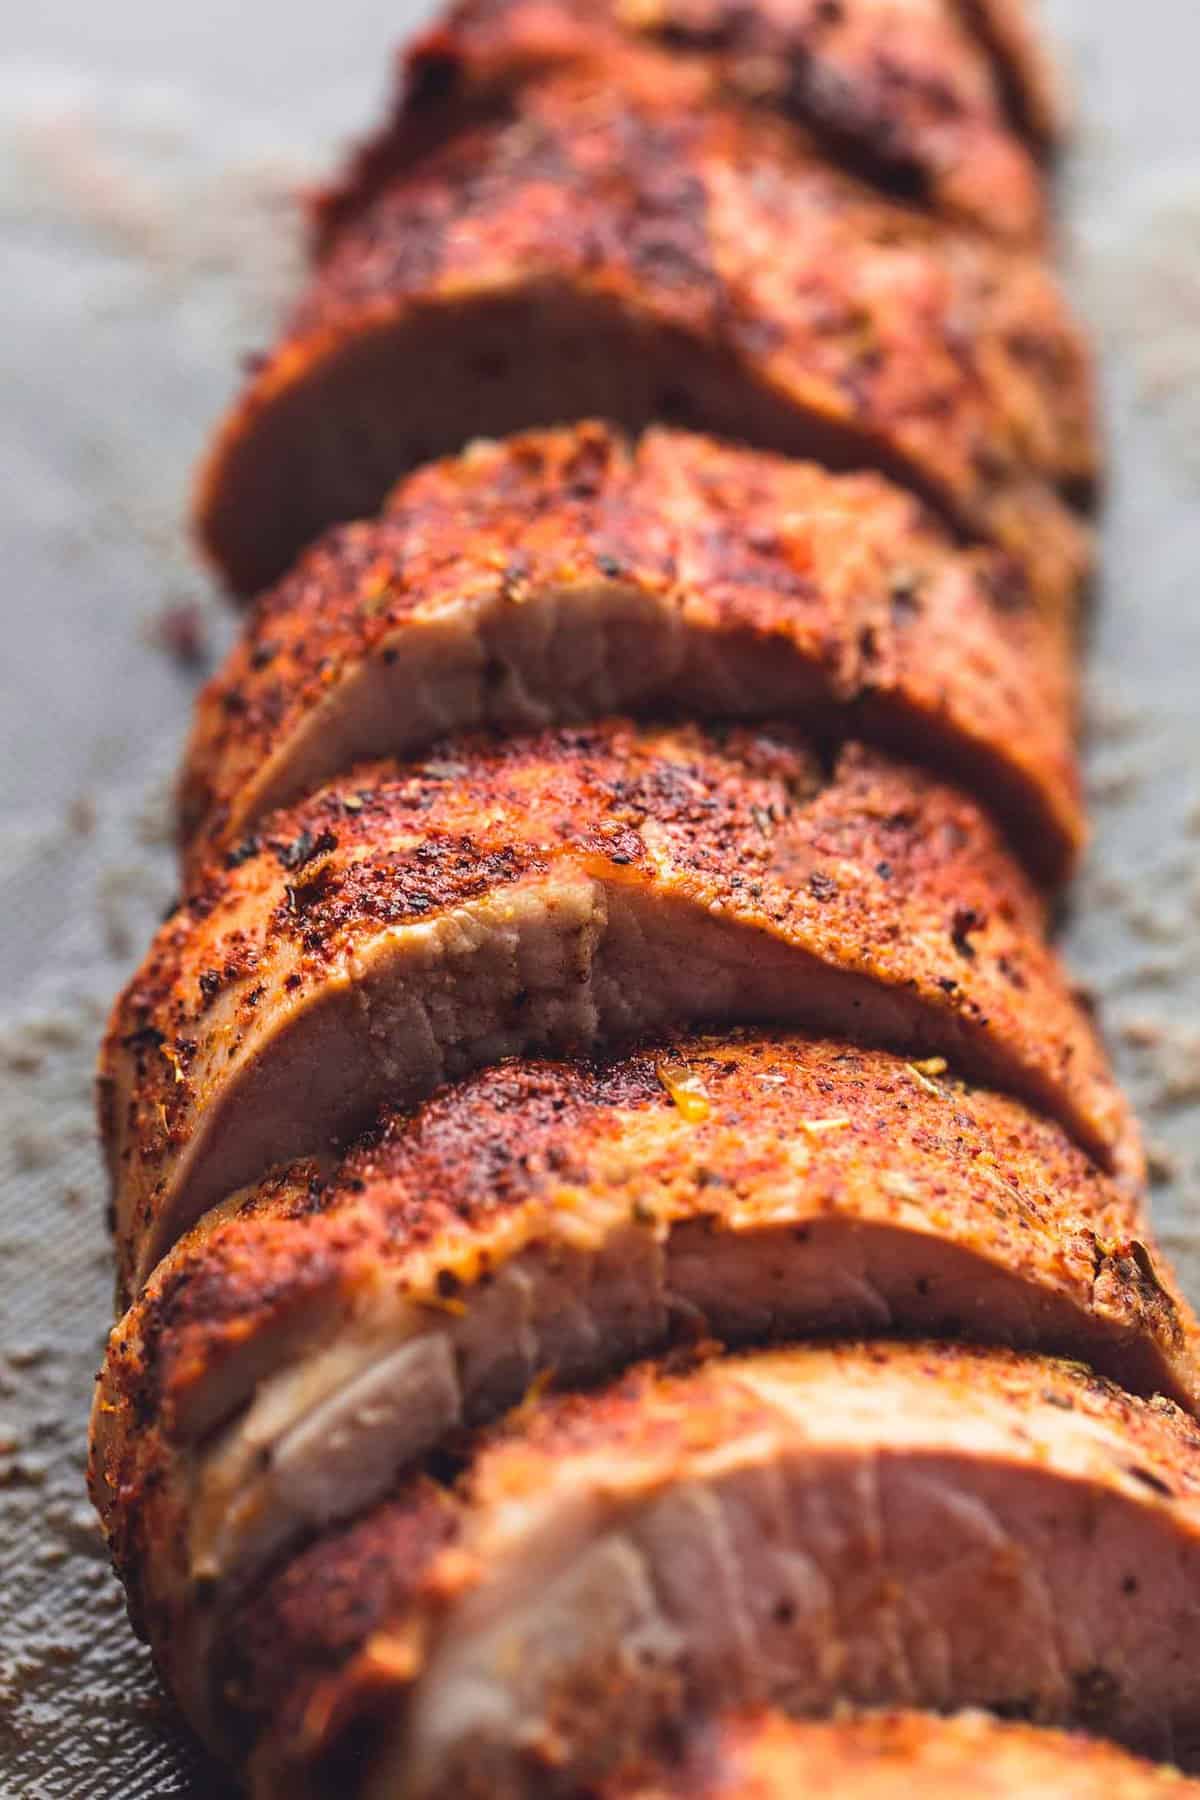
[0,2,1198,1793]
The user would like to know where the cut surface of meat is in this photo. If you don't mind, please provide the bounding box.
[90,1033,1197,1719]
[196,69,1095,599]
[204,1343,1200,1795]
[607,1710,1200,1798]
[100,721,1135,1303]
[313,0,1051,254]
[82,5,1178,1799]
[184,422,1082,884]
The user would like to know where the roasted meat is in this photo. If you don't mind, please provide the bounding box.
[314,0,1053,253]
[101,721,1135,1302]
[608,1711,1200,1798]
[954,0,1065,144]
[184,422,1082,884]
[195,69,1095,599]
[86,6,1197,1797]
[191,1343,1200,1794]
[90,1032,1196,1732]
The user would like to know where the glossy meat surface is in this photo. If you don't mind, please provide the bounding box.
[204,1343,1200,1795]
[185,422,1082,883]
[92,1031,1193,1713]
[101,721,1135,1304]
[197,69,1095,598]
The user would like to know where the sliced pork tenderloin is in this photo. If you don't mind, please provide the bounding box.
[184,422,1082,885]
[315,0,1051,255]
[196,68,1095,599]
[201,1343,1200,1794]
[607,1710,1200,1799]
[101,720,1136,1303]
[90,1031,1197,1716]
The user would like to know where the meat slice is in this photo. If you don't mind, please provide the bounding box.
[90,1032,1196,1708]
[195,70,1095,600]
[199,1343,1200,1793]
[314,0,1050,254]
[101,721,1135,1302]
[608,1711,1200,1798]
[952,0,1065,145]
[183,422,1083,885]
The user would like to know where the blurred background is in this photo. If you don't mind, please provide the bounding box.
[1,1,1199,1791]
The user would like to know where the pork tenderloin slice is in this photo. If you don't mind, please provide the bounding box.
[196,71,1095,600]
[184,422,1081,884]
[607,1710,1200,1798]
[315,0,1049,255]
[210,1343,1200,1795]
[89,1032,1196,1706]
[101,721,1135,1303]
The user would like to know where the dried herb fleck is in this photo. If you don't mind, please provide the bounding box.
[276,829,338,872]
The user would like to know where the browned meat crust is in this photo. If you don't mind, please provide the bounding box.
[89,1033,1196,1752]
[200,1343,1200,1793]
[110,1031,1194,1446]
[183,422,1083,885]
[951,0,1065,144]
[608,1710,1200,1798]
[86,7,1180,1799]
[312,0,1050,255]
[195,69,1095,600]
[100,721,1135,1304]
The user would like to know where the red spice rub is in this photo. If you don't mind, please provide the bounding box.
[313,0,1053,255]
[89,1031,1196,1768]
[184,422,1082,885]
[196,69,1095,599]
[101,721,1136,1306]
[607,1710,1200,1798]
